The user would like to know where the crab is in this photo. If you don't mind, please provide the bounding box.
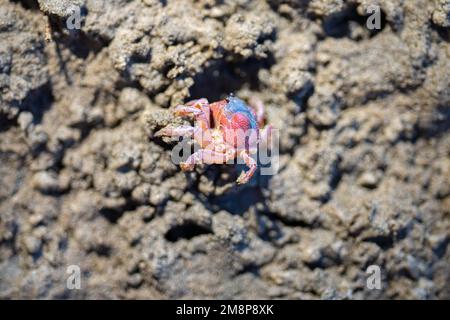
[155,95,272,184]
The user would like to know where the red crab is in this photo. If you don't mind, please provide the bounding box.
[155,95,272,184]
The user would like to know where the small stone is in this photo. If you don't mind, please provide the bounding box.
[131,183,151,204]
[29,214,44,226]
[427,234,448,251]
[18,111,33,131]
[29,126,49,151]
[127,273,143,288]
[142,208,155,221]
[24,235,42,254]
[32,171,60,193]
[148,185,168,206]
[358,172,380,188]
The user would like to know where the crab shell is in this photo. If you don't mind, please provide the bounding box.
[207,96,260,152]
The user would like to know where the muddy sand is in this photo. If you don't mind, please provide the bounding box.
[0,0,449,299]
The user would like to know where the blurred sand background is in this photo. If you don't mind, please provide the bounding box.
[0,0,449,299]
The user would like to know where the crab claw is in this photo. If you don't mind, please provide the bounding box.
[236,172,249,184]
[173,105,202,117]
[236,151,257,184]
[180,162,195,171]
[154,126,173,137]
[155,125,196,138]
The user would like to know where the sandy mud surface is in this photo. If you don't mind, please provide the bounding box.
[0,0,449,299]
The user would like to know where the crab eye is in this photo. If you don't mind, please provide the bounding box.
[231,113,250,130]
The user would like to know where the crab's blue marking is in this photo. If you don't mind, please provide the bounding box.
[225,96,258,129]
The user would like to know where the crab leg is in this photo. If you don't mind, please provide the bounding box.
[248,97,266,128]
[236,150,257,184]
[180,149,234,172]
[155,124,215,150]
[173,106,202,116]
[155,125,199,137]
[186,98,209,110]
